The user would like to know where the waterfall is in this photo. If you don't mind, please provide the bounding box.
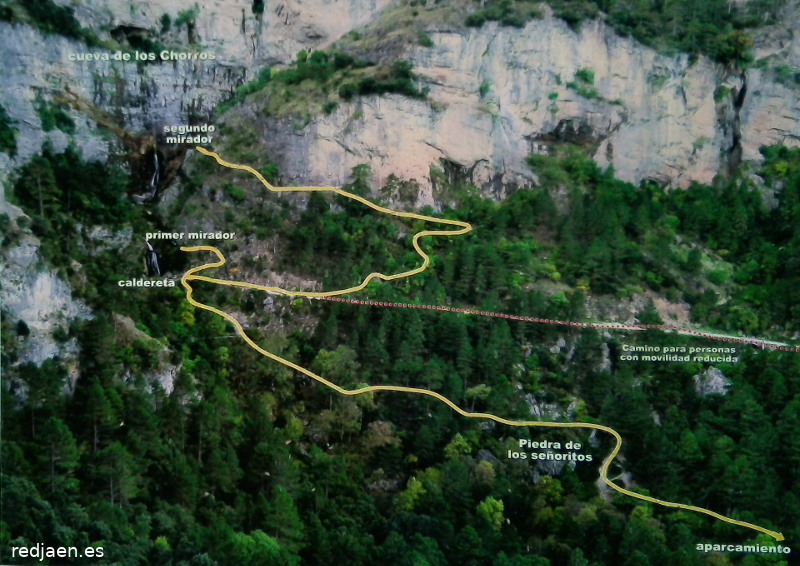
[144,238,161,276]
[149,151,160,198]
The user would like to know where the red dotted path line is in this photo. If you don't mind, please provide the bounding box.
[315,296,800,353]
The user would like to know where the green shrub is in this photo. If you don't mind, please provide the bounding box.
[648,74,669,89]
[550,0,599,31]
[175,5,199,28]
[566,81,599,99]
[275,50,339,85]
[223,183,247,204]
[418,33,434,48]
[0,104,18,156]
[479,82,491,98]
[713,85,730,103]
[218,67,273,112]
[338,83,358,100]
[259,163,280,184]
[466,0,528,28]
[339,60,425,100]
[775,65,800,86]
[465,11,488,27]
[243,68,273,95]
[685,248,703,274]
[159,13,171,33]
[35,94,76,134]
[564,68,600,98]
[15,0,102,46]
[528,6,545,19]
[224,49,426,112]
[574,68,595,85]
[332,52,355,70]
[707,269,729,285]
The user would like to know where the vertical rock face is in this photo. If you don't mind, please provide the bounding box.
[741,69,799,161]
[741,21,800,162]
[416,19,726,189]
[0,22,250,169]
[3,2,796,192]
[253,13,798,195]
[65,0,395,67]
[0,0,396,174]
[1,211,91,365]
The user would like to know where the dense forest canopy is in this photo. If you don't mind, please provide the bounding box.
[2,141,799,565]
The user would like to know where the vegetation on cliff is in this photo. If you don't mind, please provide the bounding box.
[0,0,101,47]
[220,50,426,119]
[466,0,785,65]
[0,103,18,156]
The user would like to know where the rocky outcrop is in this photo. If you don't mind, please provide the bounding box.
[694,366,732,396]
[0,204,92,365]
[113,314,179,394]
[741,69,800,158]
[743,12,800,159]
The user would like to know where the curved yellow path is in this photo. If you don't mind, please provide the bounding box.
[179,147,784,542]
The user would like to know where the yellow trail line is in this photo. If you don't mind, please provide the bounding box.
[180,147,784,542]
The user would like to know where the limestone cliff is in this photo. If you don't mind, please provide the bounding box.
[0,204,91,365]
[0,0,393,177]
[1,1,797,191]
[67,0,395,67]
[246,9,799,196]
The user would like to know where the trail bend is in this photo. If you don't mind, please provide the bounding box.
[179,147,784,542]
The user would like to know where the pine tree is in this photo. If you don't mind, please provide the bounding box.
[97,441,138,505]
[38,416,79,496]
[74,379,117,453]
[265,486,306,553]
